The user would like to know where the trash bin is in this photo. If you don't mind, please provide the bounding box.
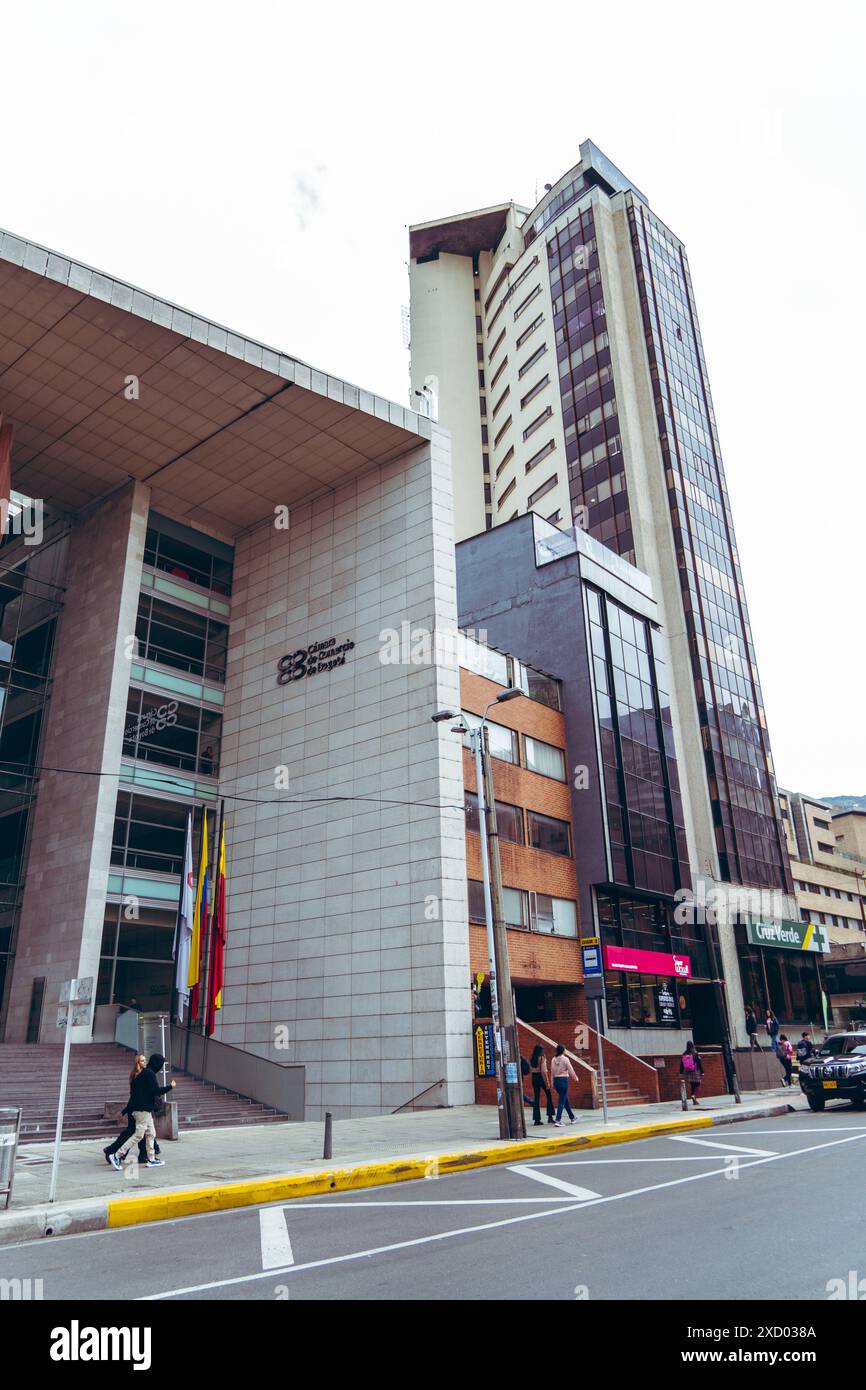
[0,1106,22,1209]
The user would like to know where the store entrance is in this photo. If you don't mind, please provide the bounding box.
[515,986,555,1023]
[688,982,724,1047]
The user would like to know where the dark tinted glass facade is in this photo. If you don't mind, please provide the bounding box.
[626,201,791,893]
[587,586,689,896]
[548,205,634,562]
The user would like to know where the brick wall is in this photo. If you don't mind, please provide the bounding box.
[645,1049,726,1100]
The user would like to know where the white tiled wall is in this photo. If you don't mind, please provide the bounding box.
[218,433,473,1116]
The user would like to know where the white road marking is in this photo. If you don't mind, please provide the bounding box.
[527,1155,761,1164]
[507,1164,601,1200]
[140,1128,866,1300]
[259,1207,293,1270]
[669,1135,776,1157]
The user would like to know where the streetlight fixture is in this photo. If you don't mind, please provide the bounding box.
[432,685,527,1140]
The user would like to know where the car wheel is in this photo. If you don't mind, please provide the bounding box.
[807,1094,826,1113]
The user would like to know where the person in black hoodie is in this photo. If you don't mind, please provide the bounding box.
[109,1054,175,1169]
[103,1054,161,1165]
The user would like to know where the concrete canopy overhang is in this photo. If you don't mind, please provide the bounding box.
[0,228,432,538]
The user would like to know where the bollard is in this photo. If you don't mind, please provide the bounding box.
[323,1110,333,1161]
[680,1078,688,1111]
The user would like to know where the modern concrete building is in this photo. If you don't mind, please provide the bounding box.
[410,140,799,1047]
[0,226,475,1117]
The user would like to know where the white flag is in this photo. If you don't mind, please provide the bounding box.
[174,811,194,1021]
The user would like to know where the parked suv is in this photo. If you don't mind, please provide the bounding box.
[799,1032,866,1112]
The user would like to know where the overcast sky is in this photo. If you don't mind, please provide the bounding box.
[3,1,863,796]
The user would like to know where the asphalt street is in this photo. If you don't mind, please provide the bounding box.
[4,1110,866,1301]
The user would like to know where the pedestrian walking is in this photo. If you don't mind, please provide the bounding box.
[102,1054,161,1165]
[529,1044,555,1126]
[550,1043,578,1125]
[109,1054,175,1170]
[777,1034,794,1086]
[680,1040,704,1106]
[796,1031,814,1064]
[765,1008,780,1054]
[745,1006,761,1051]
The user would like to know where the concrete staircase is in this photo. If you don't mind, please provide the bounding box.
[0,1043,288,1141]
[569,1049,651,1106]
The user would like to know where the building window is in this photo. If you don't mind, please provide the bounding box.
[468,880,527,928]
[523,408,553,442]
[514,283,542,320]
[516,314,543,350]
[464,792,524,844]
[489,356,509,392]
[518,342,547,379]
[524,735,566,781]
[123,689,221,776]
[524,439,556,474]
[817,842,835,854]
[488,328,506,364]
[520,375,550,410]
[462,710,519,764]
[135,596,228,683]
[491,386,511,420]
[498,477,517,508]
[527,811,572,856]
[493,415,513,449]
[530,893,578,937]
[144,520,233,595]
[527,474,559,508]
[495,446,515,479]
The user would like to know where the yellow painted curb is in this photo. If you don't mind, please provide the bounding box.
[106,1111,715,1229]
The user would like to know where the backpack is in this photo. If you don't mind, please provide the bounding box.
[520,1056,530,1077]
[682,1051,697,1073]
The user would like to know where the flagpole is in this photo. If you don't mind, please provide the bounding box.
[206,798,226,1042]
[183,805,198,1075]
[200,799,221,1047]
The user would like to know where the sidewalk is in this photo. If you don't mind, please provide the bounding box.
[1,1088,801,1246]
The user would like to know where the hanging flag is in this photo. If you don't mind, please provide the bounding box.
[206,809,227,1037]
[174,812,195,1022]
[189,807,209,1022]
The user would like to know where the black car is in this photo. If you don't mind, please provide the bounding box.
[799,1032,866,1112]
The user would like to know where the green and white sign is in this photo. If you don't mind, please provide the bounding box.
[746,920,830,954]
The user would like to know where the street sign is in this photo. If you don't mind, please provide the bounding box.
[56,1002,92,1029]
[581,945,603,977]
[59,976,93,1004]
[580,936,599,948]
[584,974,605,1001]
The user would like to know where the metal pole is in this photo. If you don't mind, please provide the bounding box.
[680,1077,689,1111]
[594,997,609,1125]
[481,726,525,1140]
[473,728,509,1141]
[323,1111,333,1161]
[48,988,74,1204]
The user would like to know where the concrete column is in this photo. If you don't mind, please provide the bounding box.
[6,482,150,1042]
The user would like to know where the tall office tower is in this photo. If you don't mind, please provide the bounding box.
[409,140,793,908]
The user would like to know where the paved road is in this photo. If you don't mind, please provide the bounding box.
[3,1111,866,1301]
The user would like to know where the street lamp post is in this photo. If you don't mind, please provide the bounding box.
[433,688,526,1140]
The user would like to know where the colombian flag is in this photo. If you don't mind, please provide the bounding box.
[189,808,209,1022]
[206,816,227,1037]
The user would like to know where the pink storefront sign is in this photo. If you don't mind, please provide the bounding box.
[603,944,692,978]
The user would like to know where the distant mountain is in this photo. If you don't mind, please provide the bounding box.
[819,795,866,813]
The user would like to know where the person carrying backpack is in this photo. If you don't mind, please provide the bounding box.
[745,1007,761,1051]
[680,1041,704,1106]
[777,1034,794,1086]
[528,1044,555,1126]
[795,1032,814,1063]
[765,1009,780,1053]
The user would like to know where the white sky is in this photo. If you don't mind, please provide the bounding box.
[3,1,863,796]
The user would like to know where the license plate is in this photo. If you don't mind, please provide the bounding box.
[823,1080,838,1090]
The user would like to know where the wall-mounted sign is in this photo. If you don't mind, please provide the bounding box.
[656,981,677,1024]
[746,920,830,954]
[277,637,355,685]
[603,944,691,979]
[474,1023,495,1077]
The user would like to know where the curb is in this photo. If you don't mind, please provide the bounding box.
[0,1099,796,1246]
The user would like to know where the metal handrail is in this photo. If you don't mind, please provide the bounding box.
[390,1078,447,1114]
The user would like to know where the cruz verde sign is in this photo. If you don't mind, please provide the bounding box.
[746,920,830,954]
